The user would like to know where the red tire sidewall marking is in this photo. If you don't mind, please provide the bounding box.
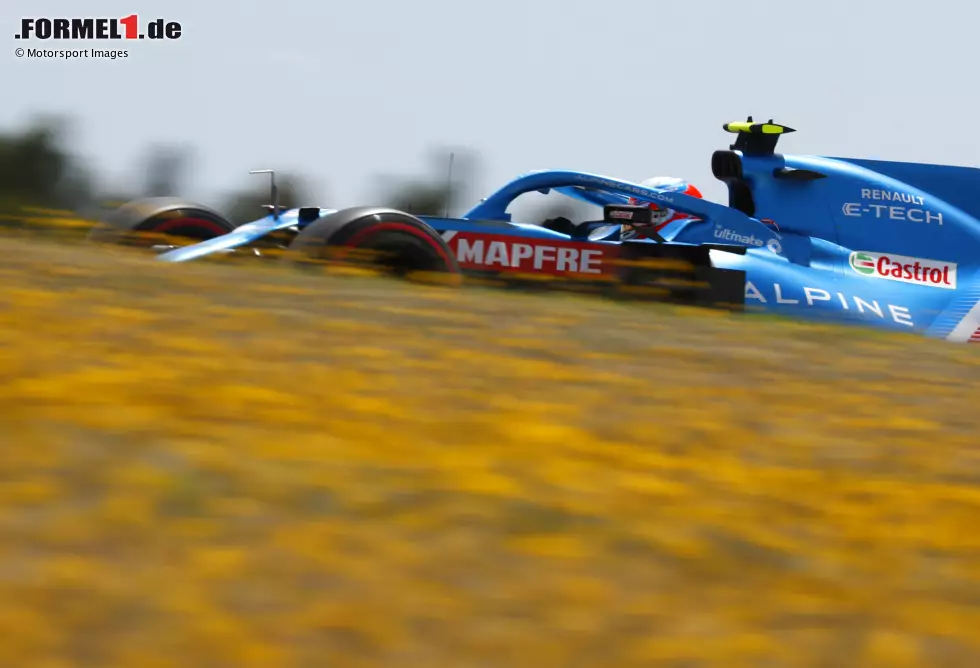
[339,221,456,271]
[148,217,229,236]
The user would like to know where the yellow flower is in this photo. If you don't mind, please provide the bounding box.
[0,235,979,666]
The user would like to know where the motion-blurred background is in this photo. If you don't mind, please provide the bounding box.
[5,0,980,227]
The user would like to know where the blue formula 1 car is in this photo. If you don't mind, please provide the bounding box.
[89,118,980,343]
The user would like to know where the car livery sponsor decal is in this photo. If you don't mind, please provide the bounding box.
[745,281,914,327]
[841,188,942,224]
[713,225,764,247]
[441,231,615,276]
[572,175,675,204]
[860,189,925,205]
[849,251,956,289]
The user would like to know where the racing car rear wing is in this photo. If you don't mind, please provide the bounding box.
[722,117,795,156]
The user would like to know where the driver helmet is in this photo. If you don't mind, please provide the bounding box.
[626,176,703,233]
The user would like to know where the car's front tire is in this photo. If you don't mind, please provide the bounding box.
[286,206,461,281]
[88,197,237,248]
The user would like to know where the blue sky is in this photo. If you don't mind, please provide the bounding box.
[4,0,979,219]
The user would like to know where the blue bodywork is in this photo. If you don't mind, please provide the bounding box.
[156,122,980,343]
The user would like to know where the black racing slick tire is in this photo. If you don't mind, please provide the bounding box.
[287,207,461,280]
[88,197,237,247]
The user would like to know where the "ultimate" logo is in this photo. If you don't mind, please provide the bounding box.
[849,250,957,289]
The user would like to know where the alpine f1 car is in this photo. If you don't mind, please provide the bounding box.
[89,118,980,343]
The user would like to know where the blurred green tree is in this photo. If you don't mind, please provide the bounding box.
[140,144,193,198]
[0,115,94,213]
[377,148,477,216]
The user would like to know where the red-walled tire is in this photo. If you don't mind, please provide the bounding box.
[88,197,237,247]
[287,207,461,280]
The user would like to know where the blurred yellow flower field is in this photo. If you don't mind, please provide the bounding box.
[1,236,980,667]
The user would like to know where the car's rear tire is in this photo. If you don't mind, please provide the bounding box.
[287,206,461,282]
[88,197,237,247]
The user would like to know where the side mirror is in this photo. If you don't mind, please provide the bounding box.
[603,204,654,225]
[602,205,665,243]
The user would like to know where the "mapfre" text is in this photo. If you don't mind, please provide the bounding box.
[449,234,609,275]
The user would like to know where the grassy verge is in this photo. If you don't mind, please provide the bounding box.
[1,237,979,667]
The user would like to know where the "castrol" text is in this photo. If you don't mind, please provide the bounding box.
[849,251,957,289]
